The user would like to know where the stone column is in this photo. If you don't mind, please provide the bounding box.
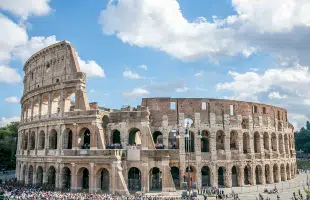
[260,134,265,158]
[33,165,37,186]
[238,165,244,186]
[210,133,217,161]
[48,92,52,117]
[72,123,78,150]
[27,130,30,150]
[16,161,20,182]
[261,166,266,184]
[89,163,95,193]
[141,163,149,193]
[250,165,256,185]
[59,89,65,115]
[224,130,231,160]
[30,97,34,121]
[55,164,60,190]
[38,94,42,119]
[25,166,29,185]
[70,163,77,192]
[226,165,232,188]
[210,164,217,187]
[90,122,98,150]
[45,126,48,150]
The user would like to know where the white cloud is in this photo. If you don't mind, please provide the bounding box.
[0,65,22,84]
[176,87,189,93]
[99,0,310,66]
[0,0,52,20]
[268,92,288,99]
[194,71,204,77]
[12,35,105,78]
[4,96,19,103]
[123,70,141,79]
[77,56,105,78]
[216,65,310,101]
[122,88,149,97]
[0,116,20,127]
[138,64,148,70]
[0,14,28,64]
[289,113,309,130]
[99,0,251,61]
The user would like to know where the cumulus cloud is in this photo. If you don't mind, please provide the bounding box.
[77,55,105,78]
[4,96,19,103]
[99,0,251,61]
[268,92,288,99]
[122,88,149,97]
[0,14,28,64]
[0,65,22,84]
[0,116,20,127]
[194,71,204,77]
[176,87,189,93]
[123,70,141,79]
[138,64,148,70]
[99,0,310,65]
[0,0,52,20]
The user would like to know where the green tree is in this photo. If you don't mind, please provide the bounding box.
[0,122,18,169]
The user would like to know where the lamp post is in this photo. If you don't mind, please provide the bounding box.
[184,120,201,198]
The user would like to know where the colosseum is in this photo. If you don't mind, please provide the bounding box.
[16,41,297,195]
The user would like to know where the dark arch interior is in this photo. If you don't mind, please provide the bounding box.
[128,128,140,145]
[112,130,121,144]
[82,129,90,149]
[171,167,180,188]
[128,167,141,191]
[218,167,224,187]
[244,166,249,185]
[82,168,89,189]
[201,166,210,187]
[100,169,109,191]
[150,168,162,191]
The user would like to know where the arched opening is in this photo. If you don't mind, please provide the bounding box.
[280,164,286,181]
[79,128,91,149]
[47,166,56,189]
[279,134,284,154]
[149,167,162,191]
[38,131,45,150]
[278,122,282,131]
[201,130,209,152]
[36,166,43,186]
[63,129,72,149]
[255,166,262,184]
[128,167,141,191]
[201,166,210,187]
[61,167,71,191]
[49,129,57,149]
[232,166,238,187]
[51,91,60,115]
[185,131,195,152]
[28,165,34,185]
[30,132,35,150]
[265,165,271,184]
[263,132,269,151]
[112,130,121,144]
[168,131,179,149]
[153,131,164,149]
[218,167,225,187]
[41,94,49,116]
[271,133,277,152]
[284,134,289,154]
[128,128,142,146]
[99,168,109,191]
[254,132,260,153]
[243,132,250,153]
[286,164,290,180]
[22,166,26,184]
[22,133,28,150]
[33,98,40,118]
[244,166,250,185]
[171,167,180,188]
[216,130,225,150]
[273,164,279,183]
[185,166,196,188]
[77,168,89,190]
[64,90,76,112]
[27,102,32,120]
[230,131,238,150]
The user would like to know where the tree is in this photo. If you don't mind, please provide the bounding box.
[0,122,19,169]
[295,121,310,153]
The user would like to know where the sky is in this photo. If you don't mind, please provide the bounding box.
[1,0,310,129]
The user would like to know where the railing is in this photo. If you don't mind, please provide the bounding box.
[61,149,126,158]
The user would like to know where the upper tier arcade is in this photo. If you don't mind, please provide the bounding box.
[21,41,90,123]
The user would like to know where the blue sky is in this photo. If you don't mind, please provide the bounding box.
[1,0,310,129]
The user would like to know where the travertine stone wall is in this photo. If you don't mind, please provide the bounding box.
[16,42,297,195]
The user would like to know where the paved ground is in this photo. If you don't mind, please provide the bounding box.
[146,173,310,200]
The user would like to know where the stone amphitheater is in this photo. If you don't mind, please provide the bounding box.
[16,41,297,195]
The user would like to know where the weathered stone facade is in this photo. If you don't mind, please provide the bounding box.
[16,41,297,195]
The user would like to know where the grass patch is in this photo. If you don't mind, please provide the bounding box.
[297,160,310,169]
